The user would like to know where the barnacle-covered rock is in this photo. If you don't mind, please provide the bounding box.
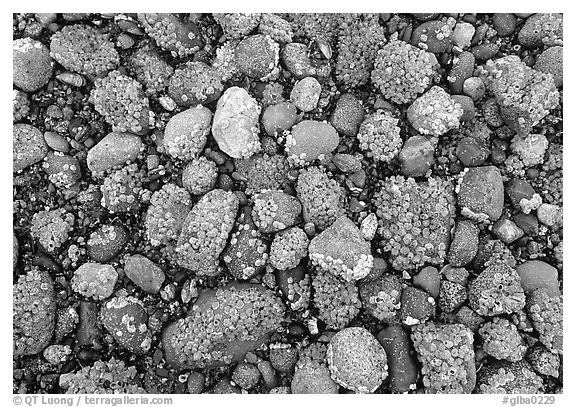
[296,166,346,231]
[285,120,340,166]
[234,34,280,80]
[258,14,293,43]
[181,156,218,195]
[510,133,548,167]
[411,322,476,393]
[335,14,386,89]
[50,24,118,76]
[281,42,331,80]
[212,86,261,159]
[145,183,192,247]
[222,209,269,280]
[13,124,48,172]
[518,13,562,48]
[374,176,456,271]
[13,268,56,356]
[164,105,212,161]
[479,317,527,362]
[526,288,563,354]
[100,164,143,214]
[480,55,559,135]
[59,358,145,394]
[175,189,238,276]
[87,223,128,263]
[30,208,74,253]
[138,13,203,58]
[252,190,301,233]
[130,47,174,96]
[526,344,561,378]
[234,153,289,195]
[275,264,311,311]
[13,37,53,92]
[168,62,223,107]
[100,295,152,354]
[457,166,504,222]
[42,152,81,189]
[309,216,373,282]
[468,261,525,316]
[476,360,544,393]
[359,274,402,323]
[86,132,143,177]
[214,13,262,40]
[411,19,454,53]
[163,283,284,369]
[269,227,309,271]
[407,86,463,136]
[90,70,151,135]
[326,327,388,393]
[357,109,403,163]
[71,263,118,301]
[311,269,361,330]
[13,89,29,122]
[371,38,436,104]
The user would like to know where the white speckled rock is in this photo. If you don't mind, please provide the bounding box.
[212,86,261,159]
[71,263,118,300]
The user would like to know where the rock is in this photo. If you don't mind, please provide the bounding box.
[376,326,418,393]
[399,135,435,177]
[456,137,488,167]
[212,87,261,159]
[447,220,479,267]
[359,213,378,241]
[518,13,563,48]
[452,22,475,48]
[452,95,475,121]
[43,345,72,365]
[13,124,48,172]
[269,344,298,373]
[457,166,504,222]
[290,77,321,112]
[448,51,475,94]
[291,360,338,394]
[471,43,500,61]
[210,378,241,394]
[412,20,453,53]
[187,372,205,394]
[13,38,53,92]
[42,152,81,188]
[44,132,70,153]
[100,296,151,354]
[413,266,441,298]
[512,213,539,235]
[262,102,300,136]
[492,218,524,244]
[399,287,436,326]
[286,120,339,164]
[516,260,560,297]
[534,46,563,87]
[359,273,402,323]
[327,327,388,393]
[232,362,261,390]
[252,190,301,233]
[87,224,128,263]
[506,179,540,213]
[492,13,517,37]
[234,34,279,80]
[77,301,101,346]
[71,263,118,300]
[331,154,362,173]
[407,86,462,136]
[13,269,56,356]
[163,105,212,161]
[330,93,365,137]
[536,203,562,227]
[309,216,373,282]
[438,280,467,313]
[124,254,165,294]
[462,77,486,100]
[86,132,143,176]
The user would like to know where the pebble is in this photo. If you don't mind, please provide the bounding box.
[457,165,504,221]
[124,254,165,294]
[492,13,517,37]
[269,344,298,373]
[290,77,321,112]
[534,46,563,87]
[411,20,453,53]
[447,51,476,93]
[471,43,500,61]
[13,37,53,92]
[187,372,205,394]
[516,260,560,297]
[452,22,475,48]
[512,213,539,236]
[462,77,486,100]
[360,213,378,241]
[330,93,365,137]
[452,95,475,121]
[100,296,151,354]
[447,220,479,267]
[400,287,435,325]
[44,132,70,153]
[376,326,418,393]
[87,224,128,263]
[234,34,279,80]
[332,154,362,173]
[492,217,524,244]
[86,132,143,176]
[262,101,300,137]
[257,361,277,389]
[413,266,441,298]
[77,301,101,346]
[399,135,435,177]
[286,120,339,164]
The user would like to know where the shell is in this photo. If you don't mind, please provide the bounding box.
[56,72,86,87]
